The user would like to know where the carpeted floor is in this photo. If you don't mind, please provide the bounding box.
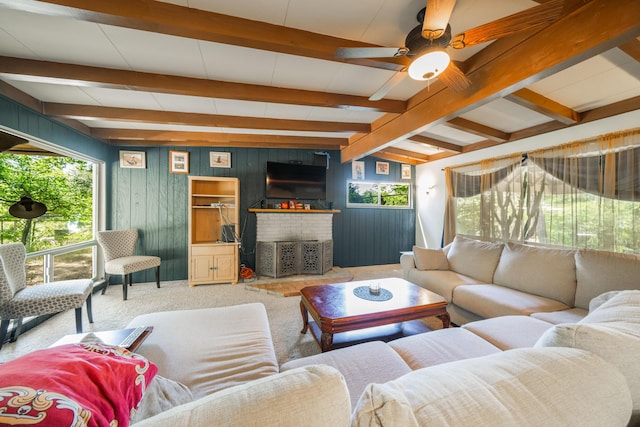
[0,263,444,366]
[243,266,353,296]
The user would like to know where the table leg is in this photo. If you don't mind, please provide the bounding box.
[320,332,333,352]
[438,312,451,329]
[300,300,309,334]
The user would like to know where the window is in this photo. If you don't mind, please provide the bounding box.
[347,181,411,208]
[0,151,99,284]
[445,128,640,254]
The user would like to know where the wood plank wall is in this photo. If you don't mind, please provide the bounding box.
[110,146,416,282]
[0,96,416,283]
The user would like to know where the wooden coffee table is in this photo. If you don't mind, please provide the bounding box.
[300,277,449,352]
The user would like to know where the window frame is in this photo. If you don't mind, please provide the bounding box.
[346,180,412,209]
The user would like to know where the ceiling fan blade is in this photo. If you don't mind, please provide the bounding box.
[335,47,408,59]
[369,71,407,101]
[422,0,457,40]
[438,62,470,92]
[450,0,564,49]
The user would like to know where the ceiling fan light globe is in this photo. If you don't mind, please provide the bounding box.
[408,50,450,81]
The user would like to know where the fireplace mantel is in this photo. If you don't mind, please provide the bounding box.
[248,208,340,214]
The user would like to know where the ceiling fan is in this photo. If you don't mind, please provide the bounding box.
[335,0,565,100]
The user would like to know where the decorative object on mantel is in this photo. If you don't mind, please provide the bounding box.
[376,161,389,175]
[169,150,189,174]
[248,208,340,213]
[210,151,231,168]
[119,151,145,169]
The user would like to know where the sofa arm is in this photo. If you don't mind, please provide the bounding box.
[133,365,351,427]
[400,253,416,278]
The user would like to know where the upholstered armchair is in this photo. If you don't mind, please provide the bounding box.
[97,229,161,301]
[0,242,94,350]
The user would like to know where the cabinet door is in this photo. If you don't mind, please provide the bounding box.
[213,254,235,282]
[191,254,214,282]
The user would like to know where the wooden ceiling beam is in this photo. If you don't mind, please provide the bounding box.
[108,139,342,150]
[341,0,640,163]
[0,56,406,113]
[505,88,580,124]
[619,37,640,62]
[375,147,429,165]
[454,95,640,154]
[407,135,463,153]
[43,103,371,133]
[91,128,347,147]
[444,117,509,142]
[0,0,407,70]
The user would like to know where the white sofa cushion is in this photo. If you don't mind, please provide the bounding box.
[389,327,501,369]
[412,246,449,270]
[453,284,569,319]
[127,304,278,399]
[493,243,576,306]
[462,315,554,350]
[135,365,351,427]
[535,290,640,417]
[530,307,587,324]
[446,236,503,283]
[352,347,632,427]
[280,340,411,409]
[406,269,487,302]
[574,249,640,309]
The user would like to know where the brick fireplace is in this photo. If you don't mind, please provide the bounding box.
[249,209,338,278]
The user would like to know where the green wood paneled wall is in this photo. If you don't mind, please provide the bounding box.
[0,95,111,160]
[0,95,416,283]
[110,146,416,281]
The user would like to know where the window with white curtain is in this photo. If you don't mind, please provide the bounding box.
[445,128,640,254]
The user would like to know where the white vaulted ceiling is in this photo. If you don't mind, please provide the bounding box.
[0,0,638,164]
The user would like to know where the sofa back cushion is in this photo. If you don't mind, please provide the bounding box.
[446,236,503,283]
[535,290,640,418]
[135,365,351,427]
[493,243,576,306]
[574,249,640,310]
[412,246,449,271]
[352,347,632,427]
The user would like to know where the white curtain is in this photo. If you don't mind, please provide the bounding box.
[528,128,640,252]
[443,127,640,253]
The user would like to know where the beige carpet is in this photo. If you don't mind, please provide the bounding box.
[243,267,353,296]
[0,263,443,366]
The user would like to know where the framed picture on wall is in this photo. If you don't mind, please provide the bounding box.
[401,163,411,180]
[376,161,389,175]
[119,151,146,169]
[170,150,189,174]
[352,161,365,180]
[210,151,231,168]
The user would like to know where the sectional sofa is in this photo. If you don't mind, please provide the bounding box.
[136,289,640,426]
[1,264,639,425]
[401,235,640,325]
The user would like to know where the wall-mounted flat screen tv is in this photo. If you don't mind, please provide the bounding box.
[266,161,327,200]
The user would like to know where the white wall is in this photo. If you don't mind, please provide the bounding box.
[415,110,640,248]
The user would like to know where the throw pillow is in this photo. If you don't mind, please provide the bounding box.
[0,343,158,427]
[412,245,449,271]
[446,235,503,283]
[131,375,193,423]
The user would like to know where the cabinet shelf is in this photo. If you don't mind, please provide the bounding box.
[188,177,240,286]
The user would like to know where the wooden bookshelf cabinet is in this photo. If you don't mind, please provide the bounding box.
[188,177,240,286]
